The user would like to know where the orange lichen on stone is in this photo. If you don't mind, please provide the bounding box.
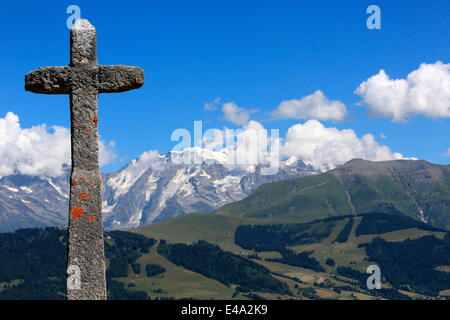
[79,193,91,200]
[90,184,97,189]
[85,129,92,135]
[71,207,84,220]
[87,215,96,222]
[71,180,78,186]
[91,115,98,128]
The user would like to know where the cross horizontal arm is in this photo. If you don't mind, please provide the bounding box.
[25,66,71,94]
[97,65,144,93]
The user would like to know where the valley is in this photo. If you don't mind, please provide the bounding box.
[0,158,449,300]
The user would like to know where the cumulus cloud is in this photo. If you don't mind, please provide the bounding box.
[136,150,164,171]
[355,62,450,121]
[174,117,406,172]
[0,112,116,178]
[272,90,348,121]
[173,120,278,170]
[204,97,221,111]
[446,148,450,157]
[230,120,279,168]
[280,120,405,171]
[222,102,252,126]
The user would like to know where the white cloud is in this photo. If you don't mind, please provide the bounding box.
[280,120,405,171]
[177,118,406,172]
[179,120,278,170]
[272,90,348,121]
[0,112,116,178]
[99,139,117,167]
[230,120,279,168]
[204,97,221,111]
[222,102,251,126]
[136,150,164,171]
[355,62,450,121]
[446,148,450,157]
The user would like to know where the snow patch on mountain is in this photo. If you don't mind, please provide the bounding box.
[47,179,68,198]
[19,186,33,193]
[4,186,19,193]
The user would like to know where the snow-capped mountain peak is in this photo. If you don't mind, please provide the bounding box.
[102,150,318,228]
[0,149,318,232]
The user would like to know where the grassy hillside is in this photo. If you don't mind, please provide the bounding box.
[217,173,352,223]
[114,239,241,300]
[1,211,449,300]
[131,212,450,300]
[216,159,450,230]
[135,213,269,252]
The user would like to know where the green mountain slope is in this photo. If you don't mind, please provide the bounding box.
[1,212,449,300]
[216,159,450,229]
[135,212,450,299]
[135,213,268,252]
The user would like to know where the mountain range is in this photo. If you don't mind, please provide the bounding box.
[0,149,317,232]
[1,148,449,233]
[217,158,450,230]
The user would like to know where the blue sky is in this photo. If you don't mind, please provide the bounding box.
[0,0,449,173]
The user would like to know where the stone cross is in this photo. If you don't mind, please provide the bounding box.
[25,19,144,300]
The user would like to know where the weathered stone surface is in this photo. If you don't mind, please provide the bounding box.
[70,19,97,66]
[25,66,71,94]
[98,65,144,93]
[24,18,144,300]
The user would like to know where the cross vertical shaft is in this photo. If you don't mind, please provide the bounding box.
[67,20,106,300]
[68,93,106,300]
[24,19,144,300]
